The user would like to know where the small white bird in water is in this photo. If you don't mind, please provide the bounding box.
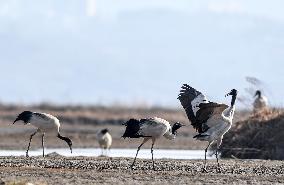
[13,111,72,157]
[96,128,112,156]
[178,84,237,172]
[122,117,183,169]
[253,90,268,113]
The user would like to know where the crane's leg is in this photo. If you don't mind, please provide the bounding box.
[202,141,213,172]
[215,149,221,172]
[26,129,39,157]
[106,147,110,156]
[151,138,156,170]
[216,137,223,172]
[42,133,45,157]
[103,147,107,156]
[108,148,111,157]
[131,138,150,169]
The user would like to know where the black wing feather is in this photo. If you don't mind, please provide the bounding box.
[178,84,207,132]
[178,84,228,133]
[122,118,152,138]
[178,84,203,126]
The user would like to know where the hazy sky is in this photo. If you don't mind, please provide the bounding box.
[0,0,283,107]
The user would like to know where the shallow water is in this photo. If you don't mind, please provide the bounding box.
[0,148,214,159]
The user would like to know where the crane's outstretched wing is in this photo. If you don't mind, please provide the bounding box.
[178,84,228,133]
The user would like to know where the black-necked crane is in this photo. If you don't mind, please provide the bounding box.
[13,111,72,157]
[253,90,268,113]
[96,128,112,156]
[122,117,183,169]
[178,84,237,172]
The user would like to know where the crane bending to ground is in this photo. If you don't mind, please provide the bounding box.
[13,111,73,157]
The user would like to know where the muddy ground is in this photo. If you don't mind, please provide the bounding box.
[0,155,283,185]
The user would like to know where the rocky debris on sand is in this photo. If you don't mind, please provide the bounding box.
[0,156,283,175]
[0,157,283,185]
[45,152,63,158]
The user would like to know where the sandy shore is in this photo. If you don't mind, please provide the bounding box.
[0,155,283,185]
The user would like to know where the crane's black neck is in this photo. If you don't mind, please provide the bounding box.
[171,123,182,135]
[257,92,261,98]
[231,94,237,107]
[101,129,108,134]
[58,133,73,153]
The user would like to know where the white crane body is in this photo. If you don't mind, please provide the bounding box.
[122,117,183,169]
[13,111,72,157]
[96,129,112,156]
[178,84,237,171]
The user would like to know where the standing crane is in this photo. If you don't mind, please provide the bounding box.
[253,90,268,113]
[96,128,112,156]
[122,117,183,169]
[178,84,237,172]
[13,111,73,157]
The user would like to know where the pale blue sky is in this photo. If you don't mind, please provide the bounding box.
[0,0,283,107]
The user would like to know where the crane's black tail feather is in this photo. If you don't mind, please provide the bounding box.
[122,118,150,138]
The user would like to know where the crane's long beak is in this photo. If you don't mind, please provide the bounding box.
[12,118,19,124]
